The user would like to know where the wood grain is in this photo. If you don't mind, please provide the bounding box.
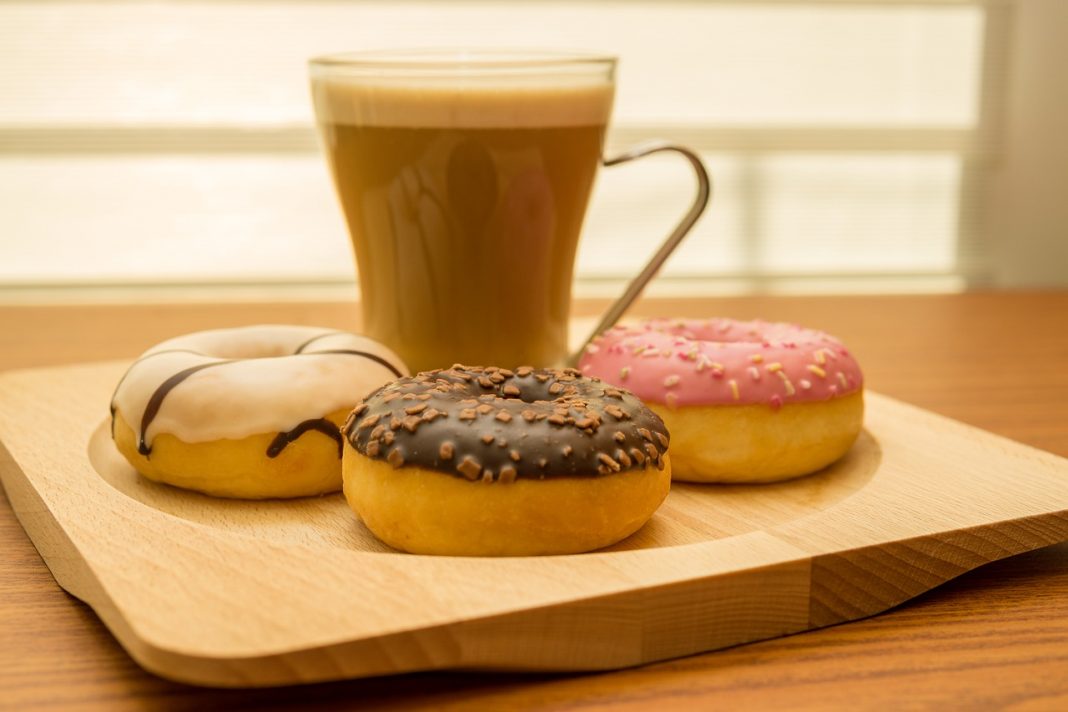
[1,293,1066,709]
[8,360,1064,685]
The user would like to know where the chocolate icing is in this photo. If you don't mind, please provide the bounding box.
[343,365,670,482]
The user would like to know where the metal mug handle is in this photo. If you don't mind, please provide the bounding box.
[568,142,712,366]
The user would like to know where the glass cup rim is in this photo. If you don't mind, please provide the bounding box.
[308,48,617,73]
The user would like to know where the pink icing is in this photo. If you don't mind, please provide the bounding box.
[578,318,863,409]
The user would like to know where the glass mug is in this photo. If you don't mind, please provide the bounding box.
[309,50,709,374]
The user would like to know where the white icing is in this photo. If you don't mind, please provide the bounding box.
[112,325,409,446]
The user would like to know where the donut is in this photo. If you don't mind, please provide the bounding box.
[110,325,408,499]
[341,365,672,556]
[579,318,863,484]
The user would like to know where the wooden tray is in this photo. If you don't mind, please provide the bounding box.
[1,360,1066,688]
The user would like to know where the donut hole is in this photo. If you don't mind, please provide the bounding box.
[153,342,296,361]
[145,325,353,361]
[446,367,592,409]
[643,317,826,348]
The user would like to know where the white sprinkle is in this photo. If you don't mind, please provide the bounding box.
[814,349,827,365]
[619,366,630,381]
[800,379,812,390]
[585,343,600,354]
[837,372,849,388]
[747,366,761,381]
[777,371,796,396]
[663,374,681,388]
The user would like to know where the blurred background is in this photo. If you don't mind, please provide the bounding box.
[1,0,1065,303]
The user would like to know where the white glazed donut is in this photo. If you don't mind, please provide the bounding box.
[579,318,864,484]
[110,325,408,499]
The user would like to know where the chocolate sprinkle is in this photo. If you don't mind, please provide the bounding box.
[457,456,481,480]
[343,365,669,482]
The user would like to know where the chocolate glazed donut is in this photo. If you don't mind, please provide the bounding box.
[341,365,673,556]
[343,365,669,483]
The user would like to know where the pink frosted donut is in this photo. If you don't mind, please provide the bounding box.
[579,318,864,483]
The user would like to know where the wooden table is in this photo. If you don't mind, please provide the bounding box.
[1,292,1066,710]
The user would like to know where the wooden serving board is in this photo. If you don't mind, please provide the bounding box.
[1,360,1067,688]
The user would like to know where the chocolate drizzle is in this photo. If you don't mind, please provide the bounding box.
[312,349,404,378]
[293,331,336,354]
[267,418,343,458]
[108,348,208,436]
[293,333,404,378]
[343,365,670,483]
[137,361,233,455]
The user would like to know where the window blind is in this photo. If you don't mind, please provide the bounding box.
[0,1,1010,297]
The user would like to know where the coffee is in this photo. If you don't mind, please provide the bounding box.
[312,78,614,373]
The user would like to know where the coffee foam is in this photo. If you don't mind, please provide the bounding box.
[311,77,614,129]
